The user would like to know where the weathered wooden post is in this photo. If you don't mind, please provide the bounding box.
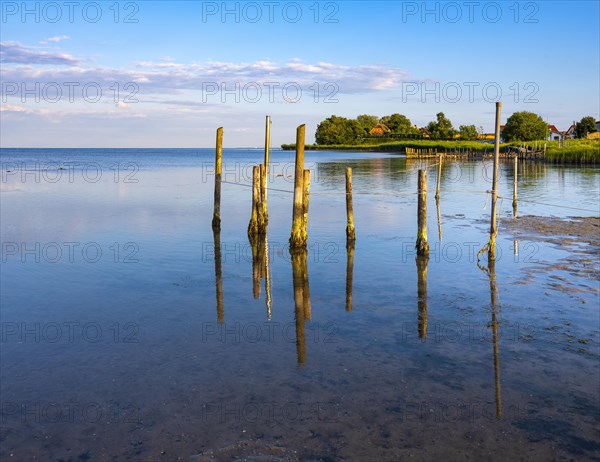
[258,163,268,233]
[512,155,518,217]
[345,167,356,243]
[416,170,429,256]
[248,166,260,236]
[435,154,443,201]
[489,102,502,261]
[212,127,223,231]
[416,254,429,339]
[302,169,310,232]
[290,125,307,248]
[213,229,224,324]
[264,115,271,170]
[262,116,271,229]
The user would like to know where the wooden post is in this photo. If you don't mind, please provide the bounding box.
[212,127,223,231]
[489,102,502,261]
[290,125,307,248]
[302,169,311,242]
[435,154,443,201]
[263,116,271,223]
[264,115,271,170]
[258,163,268,233]
[512,155,518,217]
[248,166,259,236]
[416,169,429,256]
[346,167,356,243]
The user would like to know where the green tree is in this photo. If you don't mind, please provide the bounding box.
[315,115,363,145]
[459,124,479,140]
[502,112,548,141]
[355,114,380,135]
[380,113,412,133]
[576,116,597,138]
[427,112,456,139]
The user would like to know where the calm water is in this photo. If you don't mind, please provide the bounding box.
[1,148,599,461]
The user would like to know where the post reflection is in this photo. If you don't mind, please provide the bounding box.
[479,257,503,419]
[346,241,355,312]
[213,228,224,324]
[248,234,273,319]
[416,254,429,339]
[291,248,310,366]
[488,258,503,419]
[436,196,443,242]
[249,234,261,299]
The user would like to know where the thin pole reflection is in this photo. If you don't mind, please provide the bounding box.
[213,228,224,324]
[416,254,429,339]
[479,257,503,419]
[346,241,355,312]
[264,235,272,320]
[436,196,443,242]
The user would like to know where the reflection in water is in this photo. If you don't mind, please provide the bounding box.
[265,236,272,320]
[436,196,443,241]
[480,258,503,419]
[249,234,261,299]
[248,234,273,319]
[291,248,310,366]
[213,229,224,324]
[416,255,429,339]
[346,242,355,312]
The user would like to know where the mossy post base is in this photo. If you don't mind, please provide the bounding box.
[212,127,223,231]
[248,166,260,236]
[345,167,356,244]
[416,169,429,256]
[290,124,307,249]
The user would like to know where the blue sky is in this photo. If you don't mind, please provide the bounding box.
[1,0,599,147]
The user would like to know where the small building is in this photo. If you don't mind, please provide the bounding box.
[547,125,563,142]
[369,123,391,136]
[596,120,600,132]
[565,122,577,140]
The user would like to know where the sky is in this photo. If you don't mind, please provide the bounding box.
[1,0,599,147]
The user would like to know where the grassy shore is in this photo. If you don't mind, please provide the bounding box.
[281,139,508,152]
[281,139,600,164]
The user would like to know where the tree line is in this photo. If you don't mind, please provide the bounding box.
[314,112,598,145]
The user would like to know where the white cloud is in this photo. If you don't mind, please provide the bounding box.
[40,35,70,44]
[1,41,79,65]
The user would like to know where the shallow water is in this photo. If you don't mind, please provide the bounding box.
[1,148,599,461]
